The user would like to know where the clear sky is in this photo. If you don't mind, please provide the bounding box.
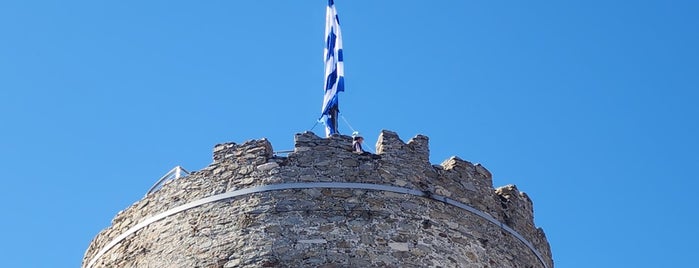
[1,1,697,267]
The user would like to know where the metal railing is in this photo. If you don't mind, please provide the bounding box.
[146,166,190,195]
[273,150,294,156]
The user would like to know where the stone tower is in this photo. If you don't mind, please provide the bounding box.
[83,130,553,267]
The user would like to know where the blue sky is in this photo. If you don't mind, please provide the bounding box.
[1,1,697,267]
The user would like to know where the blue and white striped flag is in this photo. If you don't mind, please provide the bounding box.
[320,0,345,137]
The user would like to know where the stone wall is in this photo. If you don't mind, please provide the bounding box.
[83,130,553,268]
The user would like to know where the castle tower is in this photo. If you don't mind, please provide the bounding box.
[82,130,553,267]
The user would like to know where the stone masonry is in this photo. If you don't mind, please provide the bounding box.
[83,130,553,267]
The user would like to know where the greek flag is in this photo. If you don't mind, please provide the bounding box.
[320,0,345,137]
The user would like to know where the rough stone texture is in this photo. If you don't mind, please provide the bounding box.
[83,130,553,268]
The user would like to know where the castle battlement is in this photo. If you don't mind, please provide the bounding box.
[83,130,552,268]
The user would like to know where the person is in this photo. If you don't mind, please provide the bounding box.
[352,135,365,154]
[352,134,380,159]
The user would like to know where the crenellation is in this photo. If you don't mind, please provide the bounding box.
[495,185,534,230]
[433,156,501,215]
[83,130,553,268]
[494,184,551,260]
[475,163,493,180]
[213,139,273,165]
[375,130,403,155]
[375,130,431,169]
[406,134,430,162]
[212,142,236,163]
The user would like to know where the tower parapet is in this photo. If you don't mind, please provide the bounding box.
[83,130,553,267]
